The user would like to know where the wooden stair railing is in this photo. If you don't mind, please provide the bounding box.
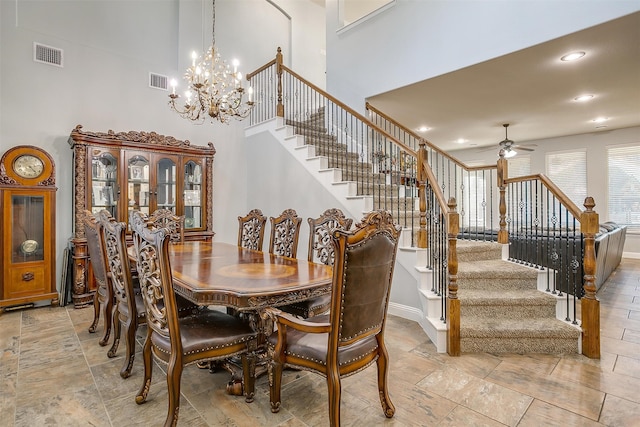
[498,152,600,358]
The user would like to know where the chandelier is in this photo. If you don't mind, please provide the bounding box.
[168,0,254,124]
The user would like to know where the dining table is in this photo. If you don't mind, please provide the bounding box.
[127,240,334,392]
[128,241,333,310]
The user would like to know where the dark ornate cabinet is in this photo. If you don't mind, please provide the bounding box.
[68,125,216,308]
[0,145,59,311]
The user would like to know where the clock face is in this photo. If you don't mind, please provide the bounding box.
[20,239,39,255]
[13,154,45,179]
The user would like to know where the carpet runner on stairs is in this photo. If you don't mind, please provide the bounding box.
[457,240,580,354]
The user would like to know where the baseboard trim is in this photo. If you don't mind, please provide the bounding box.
[388,302,422,322]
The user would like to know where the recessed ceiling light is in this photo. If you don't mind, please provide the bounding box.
[456,138,466,144]
[574,94,594,102]
[592,117,608,123]
[418,126,430,132]
[561,51,586,61]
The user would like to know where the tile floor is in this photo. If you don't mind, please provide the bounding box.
[1,258,639,426]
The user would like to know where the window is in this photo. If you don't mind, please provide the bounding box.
[608,144,640,230]
[546,150,587,208]
[507,155,531,178]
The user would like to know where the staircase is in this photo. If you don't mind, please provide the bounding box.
[457,240,580,353]
[248,110,581,355]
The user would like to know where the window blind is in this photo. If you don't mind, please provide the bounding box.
[608,144,640,230]
[546,150,587,208]
[507,155,531,178]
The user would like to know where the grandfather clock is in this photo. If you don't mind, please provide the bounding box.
[0,145,58,311]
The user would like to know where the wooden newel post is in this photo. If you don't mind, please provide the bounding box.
[276,47,284,118]
[417,140,428,249]
[581,196,600,359]
[497,150,509,244]
[446,197,460,356]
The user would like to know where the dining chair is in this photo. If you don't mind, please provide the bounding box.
[268,208,302,258]
[238,208,267,251]
[99,209,147,378]
[130,210,258,427]
[265,210,402,426]
[83,210,113,347]
[148,208,185,243]
[279,208,353,318]
[104,210,202,378]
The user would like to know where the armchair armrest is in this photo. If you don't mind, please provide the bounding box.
[262,307,331,334]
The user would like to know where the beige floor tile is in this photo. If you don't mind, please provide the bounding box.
[487,363,604,420]
[517,399,602,427]
[599,394,640,427]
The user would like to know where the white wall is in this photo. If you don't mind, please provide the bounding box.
[450,126,640,255]
[324,0,640,115]
[0,0,326,293]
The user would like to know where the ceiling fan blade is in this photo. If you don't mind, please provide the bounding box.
[514,146,535,152]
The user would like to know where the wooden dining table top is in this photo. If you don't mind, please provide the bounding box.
[129,241,333,311]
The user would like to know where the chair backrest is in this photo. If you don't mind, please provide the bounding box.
[99,210,137,320]
[238,208,267,251]
[307,208,353,265]
[329,210,401,346]
[83,210,110,290]
[130,210,178,343]
[148,208,185,243]
[269,208,302,258]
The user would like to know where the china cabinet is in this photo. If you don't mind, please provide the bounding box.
[0,145,59,311]
[68,125,215,308]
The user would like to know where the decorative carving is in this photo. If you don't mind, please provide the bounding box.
[71,124,216,153]
[22,272,35,281]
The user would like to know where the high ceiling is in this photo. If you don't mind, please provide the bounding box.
[367,12,640,154]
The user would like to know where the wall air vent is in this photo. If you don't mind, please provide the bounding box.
[33,42,63,67]
[149,73,168,90]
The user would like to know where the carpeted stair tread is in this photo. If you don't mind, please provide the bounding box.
[460,317,580,339]
[457,240,502,262]
[458,259,539,279]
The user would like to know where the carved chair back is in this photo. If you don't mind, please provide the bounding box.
[237,208,267,251]
[307,208,353,265]
[130,210,176,341]
[99,209,145,378]
[148,208,185,243]
[269,208,302,258]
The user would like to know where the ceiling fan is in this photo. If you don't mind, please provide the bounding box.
[496,124,535,158]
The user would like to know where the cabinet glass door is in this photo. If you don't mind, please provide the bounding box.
[183,160,203,229]
[11,195,45,263]
[156,157,177,213]
[91,151,118,216]
[127,154,150,216]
